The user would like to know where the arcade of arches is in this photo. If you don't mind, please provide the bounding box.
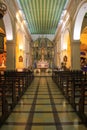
[0,0,87,72]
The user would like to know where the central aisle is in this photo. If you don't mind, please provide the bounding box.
[0,76,87,130]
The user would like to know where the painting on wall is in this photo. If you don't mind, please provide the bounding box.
[19,55,23,62]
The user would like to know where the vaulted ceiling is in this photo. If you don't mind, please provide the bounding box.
[17,0,68,36]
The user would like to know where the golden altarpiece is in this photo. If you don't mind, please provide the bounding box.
[32,38,54,71]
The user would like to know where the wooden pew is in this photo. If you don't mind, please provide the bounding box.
[0,70,34,127]
[78,73,87,125]
[52,70,87,126]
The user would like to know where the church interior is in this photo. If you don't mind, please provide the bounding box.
[0,0,87,130]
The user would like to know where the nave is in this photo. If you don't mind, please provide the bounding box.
[0,75,87,130]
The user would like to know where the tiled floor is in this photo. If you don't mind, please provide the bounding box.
[0,74,87,130]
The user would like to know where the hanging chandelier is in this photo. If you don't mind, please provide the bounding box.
[0,2,7,18]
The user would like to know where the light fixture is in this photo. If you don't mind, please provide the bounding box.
[19,44,23,51]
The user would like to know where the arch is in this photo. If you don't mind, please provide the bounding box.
[3,12,13,40]
[73,2,87,40]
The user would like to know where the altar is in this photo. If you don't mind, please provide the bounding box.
[36,46,49,72]
[37,60,49,72]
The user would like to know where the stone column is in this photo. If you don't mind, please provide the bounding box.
[6,40,16,70]
[54,44,57,67]
[71,40,81,70]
